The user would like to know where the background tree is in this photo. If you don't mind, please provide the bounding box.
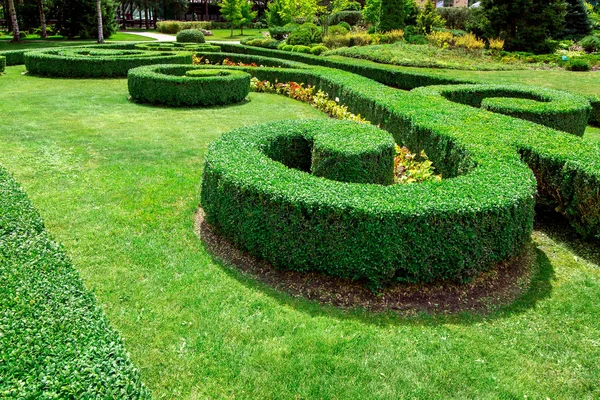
[97,0,104,43]
[562,0,592,39]
[38,0,47,38]
[481,0,567,53]
[239,0,257,35]
[379,0,405,32]
[55,0,118,39]
[7,0,21,42]
[362,0,381,26]
[220,0,242,36]
[265,0,291,26]
[416,0,445,33]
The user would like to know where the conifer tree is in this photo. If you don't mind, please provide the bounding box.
[562,0,592,39]
[379,0,405,32]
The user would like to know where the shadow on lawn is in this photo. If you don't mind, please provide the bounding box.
[196,210,562,327]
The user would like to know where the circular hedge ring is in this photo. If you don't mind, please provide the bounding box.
[128,65,251,107]
[24,48,193,78]
[413,84,591,136]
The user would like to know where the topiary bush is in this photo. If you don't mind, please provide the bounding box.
[328,24,350,36]
[176,29,206,43]
[413,84,591,136]
[566,58,592,71]
[128,65,250,107]
[310,45,329,55]
[24,48,193,78]
[292,45,312,53]
[0,165,150,398]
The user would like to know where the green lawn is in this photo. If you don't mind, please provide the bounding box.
[1,65,599,398]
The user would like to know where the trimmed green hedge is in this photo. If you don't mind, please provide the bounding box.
[25,48,193,78]
[128,65,250,106]
[0,49,28,66]
[589,95,600,126]
[0,166,150,398]
[413,84,591,136]
[201,61,600,285]
[0,56,5,73]
[134,42,220,53]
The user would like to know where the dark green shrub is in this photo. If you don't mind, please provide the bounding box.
[329,10,363,26]
[379,0,406,32]
[566,58,591,71]
[287,29,313,45]
[282,44,294,51]
[292,45,312,53]
[0,166,150,398]
[128,65,250,106]
[176,29,206,43]
[580,35,600,52]
[588,95,600,125]
[310,45,329,55]
[269,24,298,40]
[436,7,470,30]
[135,42,220,52]
[339,21,352,31]
[24,48,193,78]
[0,56,5,73]
[157,20,212,34]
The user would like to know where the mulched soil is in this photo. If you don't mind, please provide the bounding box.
[196,209,536,315]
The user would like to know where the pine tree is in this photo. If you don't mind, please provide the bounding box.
[220,0,242,37]
[562,0,592,39]
[379,0,405,32]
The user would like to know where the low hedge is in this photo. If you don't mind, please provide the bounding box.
[413,84,591,136]
[0,166,150,398]
[25,48,193,78]
[217,43,600,125]
[0,49,28,66]
[201,61,600,286]
[589,95,600,126]
[128,65,251,106]
[134,42,220,53]
[0,55,5,73]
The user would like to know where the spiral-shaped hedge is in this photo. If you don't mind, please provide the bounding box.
[198,57,600,286]
[134,42,221,53]
[128,65,251,107]
[413,84,591,136]
[24,48,193,78]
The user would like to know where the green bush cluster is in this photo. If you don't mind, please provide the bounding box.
[0,166,150,398]
[0,49,29,66]
[128,65,251,107]
[24,48,193,78]
[413,84,591,135]
[0,56,5,73]
[134,42,220,53]
[566,58,591,71]
[157,20,212,34]
[199,54,600,285]
[580,35,600,53]
[176,29,206,43]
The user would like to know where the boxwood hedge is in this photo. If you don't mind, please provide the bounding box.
[128,65,251,106]
[217,43,600,125]
[134,42,221,53]
[413,84,591,136]
[25,48,193,78]
[201,61,600,285]
[0,166,150,398]
[0,56,5,73]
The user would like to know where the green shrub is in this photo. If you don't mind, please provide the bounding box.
[128,65,250,106]
[135,42,220,53]
[24,48,193,78]
[566,58,592,71]
[328,10,363,26]
[0,49,28,66]
[269,24,298,40]
[282,44,294,51]
[0,55,5,73]
[339,21,352,31]
[291,45,312,53]
[323,33,351,48]
[310,45,329,55]
[588,95,600,125]
[177,29,206,43]
[328,24,350,36]
[580,35,600,52]
[0,165,150,398]
[157,20,212,34]
[413,84,591,136]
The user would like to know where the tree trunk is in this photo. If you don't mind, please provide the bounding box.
[144,1,149,29]
[205,0,209,21]
[38,0,47,38]
[7,0,20,43]
[97,0,105,43]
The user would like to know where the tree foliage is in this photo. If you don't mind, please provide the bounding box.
[379,0,405,32]
[220,0,242,36]
[562,0,592,39]
[481,0,567,53]
[416,0,445,34]
[265,0,317,26]
[55,0,118,39]
[239,0,257,34]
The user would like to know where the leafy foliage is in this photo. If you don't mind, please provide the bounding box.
[0,166,150,398]
[128,64,251,106]
[54,0,118,39]
[176,29,206,43]
[393,145,441,184]
[562,0,593,39]
[379,0,406,32]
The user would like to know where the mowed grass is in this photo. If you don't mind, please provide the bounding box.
[1,65,600,399]
[0,31,154,51]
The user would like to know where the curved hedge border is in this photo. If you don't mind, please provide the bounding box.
[24,47,192,78]
[134,42,221,53]
[0,55,5,73]
[217,43,600,126]
[413,84,591,136]
[128,65,251,106]
[0,166,150,398]
[201,59,600,286]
